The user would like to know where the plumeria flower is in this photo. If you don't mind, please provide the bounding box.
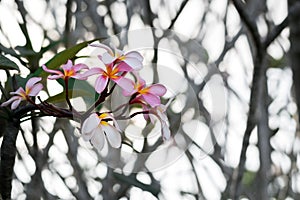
[124,75,167,107]
[81,113,122,151]
[91,43,143,71]
[1,77,43,110]
[149,104,171,141]
[130,93,171,140]
[42,60,88,80]
[81,64,134,94]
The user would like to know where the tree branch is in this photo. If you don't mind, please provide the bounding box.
[264,1,300,47]
[231,0,268,199]
[0,120,20,200]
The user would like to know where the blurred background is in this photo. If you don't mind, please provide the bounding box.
[0,0,300,199]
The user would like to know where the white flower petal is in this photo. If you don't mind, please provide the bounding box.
[101,52,116,64]
[90,43,114,55]
[114,48,124,57]
[26,77,42,90]
[91,129,105,151]
[81,113,100,135]
[82,130,93,141]
[124,57,142,70]
[102,124,121,148]
[11,98,22,110]
[1,96,20,107]
[161,121,171,141]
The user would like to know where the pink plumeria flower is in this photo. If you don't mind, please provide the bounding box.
[1,77,43,110]
[81,113,122,151]
[149,104,171,141]
[42,60,88,80]
[91,43,143,70]
[124,75,167,107]
[130,94,171,141]
[81,64,134,94]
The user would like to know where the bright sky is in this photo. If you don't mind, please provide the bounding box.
[0,0,296,199]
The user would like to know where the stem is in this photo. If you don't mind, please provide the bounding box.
[83,79,111,119]
[115,110,149,120]
[65,77,73,111]
[26,97,44,111]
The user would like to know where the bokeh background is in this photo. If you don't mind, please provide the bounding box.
[0,0,300,199]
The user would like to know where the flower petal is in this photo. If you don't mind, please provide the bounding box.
[123,57,143,70]
[113,77,134,93]
[102,124,121,148]
[1,96,21,107]
[126,51,143,61]
[114,48,124,57]
[90,43,114,55]
[148,84,167,96]
[161,121,171,141]
[142,93,161,107]
[81,113,100,137]
[80,67,103,79]
[129,96,145,105]
[91,129,105,151]
[101,52,116,65]
[136,75,146,88]
[48,74,64,80]
[71,74,88,80]
[11,98,22,110]
[156,105,168,121]
[106,113,121,131]
[26,77,42,90]
[122,88,135,96]
[28,83,43,96]
[115,62,133,72]
[73,63,89,72]
[95,75,109,94]
[10,87,25,96]
[62,60,73,71]
[42,65,62,75]
[142,103,150,120]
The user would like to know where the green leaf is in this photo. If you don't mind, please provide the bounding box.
[47,79,98,108]
[0,54,19,71]
[46,89,94,104]
[32,38,100,78]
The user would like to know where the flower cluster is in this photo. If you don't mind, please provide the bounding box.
[1,43,171,152]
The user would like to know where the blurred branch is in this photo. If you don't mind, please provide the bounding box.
[256,62,271,200]
[215,28,244,66]
[186,150,205,199]
[231,0,262,50]
[166,0,189,31]
[264,1,300,48]
[231,0,268,199]
[0,120,20,199]
[15,0,33,51]
[64,0,73,48]
[152,0,188,83]
[58,119,92,199]
[113,172,160,197]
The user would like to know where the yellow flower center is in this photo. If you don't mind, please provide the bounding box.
[118,55,126,61]
[98,113,109,126]
[139,87,149,95]
[100,121,109,126]
[104,66,119,79]
[64,69,75,77]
